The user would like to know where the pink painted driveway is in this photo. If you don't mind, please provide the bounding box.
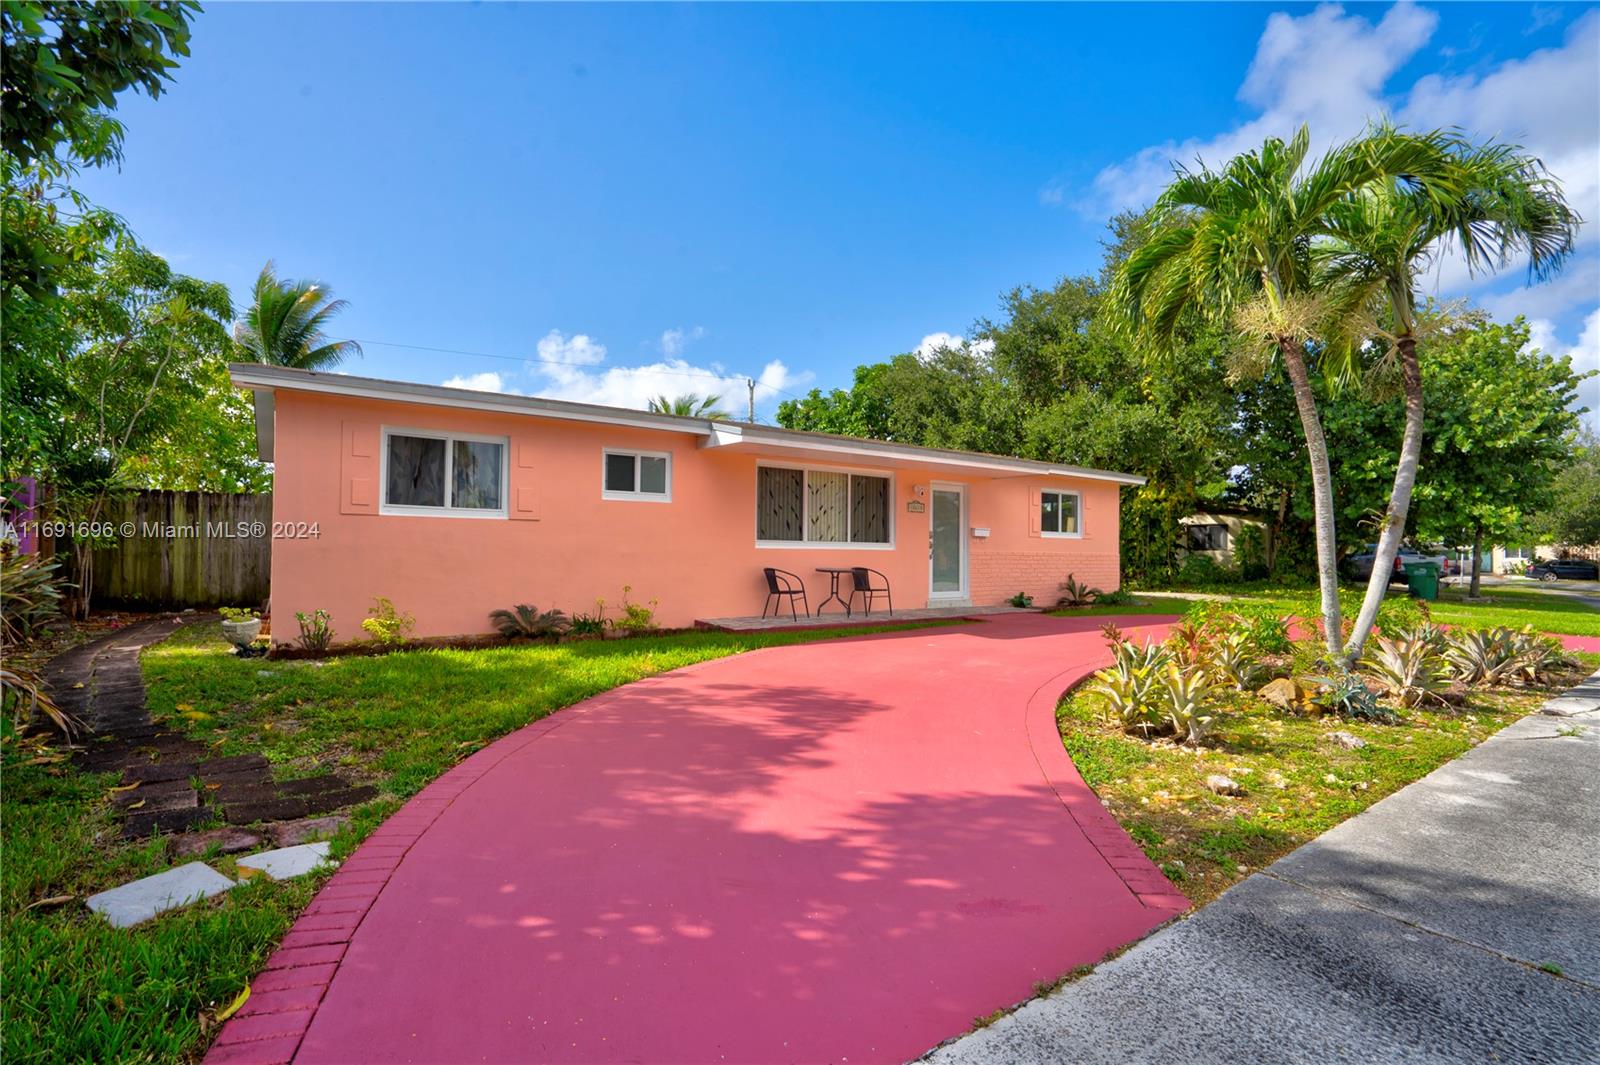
[208,614,1186,1065]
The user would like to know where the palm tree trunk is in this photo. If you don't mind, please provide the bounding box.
[1470,525,1484,598]
[1277,335,1343,657]
[1345,335,1423,663]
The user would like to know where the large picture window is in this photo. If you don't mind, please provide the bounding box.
[1040,490,1081,537]
[757,465,891,546]
[383,429,506,516]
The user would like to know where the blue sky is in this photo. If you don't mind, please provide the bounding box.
[78,2,1599,420]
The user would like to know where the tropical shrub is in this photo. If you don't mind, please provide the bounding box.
[1007,591,1034,608]
[613,586,658,632]
[1306,671,1389,720]
[361,597,415,646]
[1375,595,1429,637]
[1157,662,1217,745]
[1445,627,1518,686]
[1096,588,1134,606]
[1183,600,1291,656]
[1363,635,1448,707]
[489,604,569,639]
[568,609,608,637]
[1085,639,1170,737]
[295,609,335,652]
[1057,574,1102,608]
[1211,630,1266,692]
[1504,626,1574,685]
[2,663,80,737]
[1172,554,1243,587]
[1165,619,1209,667]
[0,550,63,646]
[1234,523,1269,580]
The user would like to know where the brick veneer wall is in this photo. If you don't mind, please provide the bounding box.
[968,546,1121,608]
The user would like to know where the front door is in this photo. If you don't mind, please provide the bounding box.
[929,483,967,601]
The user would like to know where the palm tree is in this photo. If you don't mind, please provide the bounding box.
[647,393,731,419]
[1319,140,1578,661]
[233,261,362,370]
[1108,125,1459,657]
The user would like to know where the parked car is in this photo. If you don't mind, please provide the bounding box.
[1343,544,1452,583]
[1526,558,1600,582]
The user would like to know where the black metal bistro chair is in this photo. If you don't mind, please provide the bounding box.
[848,567,893,617]
[762,568,810,621]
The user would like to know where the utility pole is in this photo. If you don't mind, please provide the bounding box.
[747,378,756,423]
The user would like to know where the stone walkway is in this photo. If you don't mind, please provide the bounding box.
[47,616,377,842]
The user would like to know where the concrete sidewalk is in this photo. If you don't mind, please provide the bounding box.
[927,672,1600,1065]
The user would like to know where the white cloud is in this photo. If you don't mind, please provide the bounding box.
[1526,308,1600,430]
[534,329,607,366]
[442,371,519,394]
[1478,256,1600,324]
[914,332,995,361]
[1084,2,1438,216]
[659,325,707,357]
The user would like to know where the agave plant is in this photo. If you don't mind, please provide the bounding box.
[1445,627,1519,686]
[489,604,569,639]
[1306,670,1390,720]
[1211,630,1265,692]
[1158,663,1217,746]
[1057,574,1102,608]
[1363,635,1448,707]
[1392,620,1447,652]
[1504,625,1574,685]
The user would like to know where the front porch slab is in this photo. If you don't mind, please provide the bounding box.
[694,603,1037,632]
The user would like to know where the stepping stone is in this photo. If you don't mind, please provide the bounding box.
[123,806,212,839]
[237,842,334,881]
[224,786,378,825]
[122,762,198,785]
[86,862,235,928]
[114,779,198,810]
[271,815,350,847]
[196,754,270,780]
[172,828,265,859]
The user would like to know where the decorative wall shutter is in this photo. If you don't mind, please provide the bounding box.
[510,438,540,521]
[341,422,380,515]
[1028,487,1041,537]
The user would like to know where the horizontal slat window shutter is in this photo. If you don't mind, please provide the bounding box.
[510,437,539,520]
[341,422,380,515]
[1028,488,1041,537]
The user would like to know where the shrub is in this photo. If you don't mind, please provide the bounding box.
[1363,635,1448,707]
[1375,595,1429,636]
[1172,554,1242,588]
[1445,627,1518,686]
[361,597,415,646]
[569,608,608,637]
[1306,670,1389,720]
[0,549,63,647]
[1157,662,1217,745]
[489,604,569,639]
[295,609,335,652]
[1095,588,1134,607]
[1007,591,1034,608]
[613,585,658,633]
[1211,630,1266,692]
[1234,523,1269,580]
[2,662,80,737]
[1165,619,1209,668]
[1182,600,1291,656]
[1057,574,1102,608]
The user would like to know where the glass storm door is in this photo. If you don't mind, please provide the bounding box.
[929,484,966,600]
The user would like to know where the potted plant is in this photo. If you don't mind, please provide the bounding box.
[219,607,263,649]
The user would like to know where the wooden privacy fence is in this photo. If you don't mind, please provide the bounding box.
[92,491,271,608]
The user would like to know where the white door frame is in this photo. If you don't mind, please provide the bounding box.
[928,481,968,602]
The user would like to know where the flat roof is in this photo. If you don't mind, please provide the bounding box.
[230,363,1147,486]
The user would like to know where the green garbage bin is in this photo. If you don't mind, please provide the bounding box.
[1404,560,1440,601]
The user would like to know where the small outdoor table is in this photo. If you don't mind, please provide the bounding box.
[814,567,855,616]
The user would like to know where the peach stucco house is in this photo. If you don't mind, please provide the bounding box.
[233,364,1144,643]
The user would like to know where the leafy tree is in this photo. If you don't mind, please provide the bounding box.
[1531,430,1600,549]
[1318,139,1577,659]
[1,1,200,171]
[1109,125,1460,656]
[1405,317,1589,595]
[776,362,893,438]
[233,261,362,370]
[647,393,731,419]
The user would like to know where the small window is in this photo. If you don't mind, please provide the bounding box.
[756,465,892,546]
[1187,523,1228,551]
[1040,490,1080,537]
[383,430,506,516]
[603,450,671,501]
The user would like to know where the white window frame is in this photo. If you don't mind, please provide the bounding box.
[754,462,896,550]
[601,448,673,503]
[1040,489,1083,539]
[380,426,509,519]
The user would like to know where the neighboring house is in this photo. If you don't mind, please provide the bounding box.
[1178,511,1270,570]
[1482,543,1600,574]
[232,365,1144,642]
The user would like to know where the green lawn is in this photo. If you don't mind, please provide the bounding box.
[1126,582,1600,638]
[2,618,959,1065]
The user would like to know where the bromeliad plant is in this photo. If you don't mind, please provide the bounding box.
[489,604,569,640]
[1159,662,1217,746]
[1306,670,1389,721]
[1057,574,1102,608]
[1445,627,1519,686]
[1504,626,1575,686]
[1363,634,1449,707]
[1086,639,1171,737]
[1211,630,1266,692]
